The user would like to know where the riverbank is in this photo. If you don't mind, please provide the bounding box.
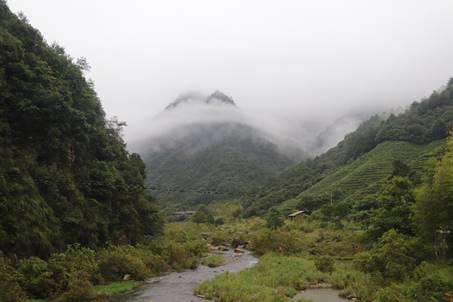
[115,248,258,302]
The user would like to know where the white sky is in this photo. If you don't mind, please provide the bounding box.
[6,0,453,141]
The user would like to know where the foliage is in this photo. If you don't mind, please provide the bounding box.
[17,257,55,298]
[147,223,208,271]
[314,256,335,273]
[245,78,453,215]
[143,122,296,207]
[53,272,104,302]
[365,176,415,241]
[202,255,225,268]
[0,257,26,302]
[415,131,453,259]
[195,254,375,302]
[97,246,149,282]
[192,206,215,224]
[250,229,302,255]
[93,281,141,296]
[266,209,284,229]
[0,1,163,258]
[354,230,418,280]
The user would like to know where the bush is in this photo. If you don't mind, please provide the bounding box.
[266,209,284,230]
[354,230,417,280]
[408,262,453,301]
[148,223,208,271]
[18,257,56,298]
[98,246,149,281]
[215,217,225,226]
[315,256,335,273]
[0,257,26,302]
[251,229,302,255]
[54,272,105,302]
[192,206,215,224]
[202,255,225,268]
[48,244,100,290]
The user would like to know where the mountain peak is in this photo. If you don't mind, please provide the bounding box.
[165,90,236,110]
[206,91,236,106]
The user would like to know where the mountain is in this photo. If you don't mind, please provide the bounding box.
[0,3,162,257]
[136,92,303,208]
[244,78,453,216]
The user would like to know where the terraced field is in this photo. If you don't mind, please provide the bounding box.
[282,140,446,209]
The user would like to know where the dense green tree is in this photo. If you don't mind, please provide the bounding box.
[355,229,418,280]
[266,209,284,230]
[192,206,215,224]
[366,176,415,241]
[0,2,163,257]
[415,131,453,259]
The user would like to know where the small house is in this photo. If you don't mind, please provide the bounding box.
[288,210,308,221]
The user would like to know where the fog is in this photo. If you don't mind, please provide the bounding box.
[7,0,453,151]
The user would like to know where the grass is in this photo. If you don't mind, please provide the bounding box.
[195,254,376,302]
[202,255,226,267]
[94,280,142,295]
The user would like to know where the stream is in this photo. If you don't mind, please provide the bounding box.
[116,248,258,302]
[116,248,347,302]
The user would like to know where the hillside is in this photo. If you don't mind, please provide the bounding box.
[279,139,445,213]
[244,78,453,216]
[138,95,299,208]
[0,2,162,257]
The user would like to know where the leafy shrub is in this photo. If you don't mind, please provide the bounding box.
[192,206,215,224]
[408,262,453,301]
[354,229,417,280]
[315,256,335,273]
[266,209,284,230]
[54,272,105,302]
[48,245,100,292]
[148,223,208,271]
[18,257,56,298]
[202,255,225,268]
[251,229,302,255]
[215,217,225,226]
[97,246,149,281]
[0,257,26,302]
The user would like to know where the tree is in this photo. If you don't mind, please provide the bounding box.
[266,209,284,229]
[315,256,335,273]
[366,176,415,241]
[415,131,453,259]
[192,206,215,224]
[355,229,417,280]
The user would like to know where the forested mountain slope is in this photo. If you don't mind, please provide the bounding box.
[138,93,299,208]
[0,2,162,257]
[244,79,453,216]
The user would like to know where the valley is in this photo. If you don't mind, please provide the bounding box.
[1,1,453,302]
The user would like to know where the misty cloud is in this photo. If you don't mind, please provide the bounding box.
[7,0,453,149]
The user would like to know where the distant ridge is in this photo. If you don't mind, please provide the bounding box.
[165,90,236,110]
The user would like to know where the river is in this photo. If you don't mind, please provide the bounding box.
[115,248,258,302]
[116,248,347,302]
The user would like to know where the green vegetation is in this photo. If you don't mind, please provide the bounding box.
[0,223,208,301]
[195,254,375,302]
[94,281,142,295]
[1,2,453,302]
[244,78,453,215]
[142,122,296,208]
[193,131,453,302]
[202,255,225,268]
[0,1,163,258]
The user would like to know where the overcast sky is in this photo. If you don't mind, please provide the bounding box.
[7,0,453,140]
